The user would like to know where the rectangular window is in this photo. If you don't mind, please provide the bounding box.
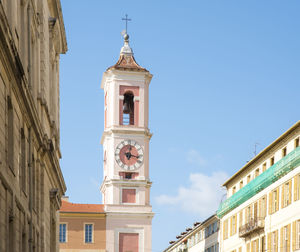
[246,206,252,223]
[229,215,236,236]
[271,231,277,252]
[215,243,219,252]
[122,188,136,203]
[283,226,288,252]
[240,180,244,189]
[20,128,26,192]
[59,224,67,243]
[282,147,287,157]
[262,162,267,172]
[254,202,258,219]
[259,196,266,218]
[85,224,93,243]
[191,235,195,247]
[213,221,218,233]
[295,137,299,148]
[7,97,14,173]
[247,175,251,183]
[282,180,291,208]
[271,189,279,213]
[232,186,236,195]
[270,156,275,166]
[255,168,260,178]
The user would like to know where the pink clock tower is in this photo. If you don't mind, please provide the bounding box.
[100,32,154,252]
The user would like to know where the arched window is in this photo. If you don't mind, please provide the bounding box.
[123,92,134,125]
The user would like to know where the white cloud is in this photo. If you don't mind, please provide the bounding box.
[186,149,206,166]
[155,171,228,216]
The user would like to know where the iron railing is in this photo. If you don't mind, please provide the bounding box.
[239,217,265,237]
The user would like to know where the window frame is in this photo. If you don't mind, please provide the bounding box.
[84,223,94,244]
[59,223,67,243]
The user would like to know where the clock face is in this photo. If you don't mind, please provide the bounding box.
[115,140,144,170]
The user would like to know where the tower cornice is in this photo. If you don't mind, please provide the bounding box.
[101,128,152,144]
[101,69,153,89]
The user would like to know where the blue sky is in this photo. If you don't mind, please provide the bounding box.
[59,1,300,250]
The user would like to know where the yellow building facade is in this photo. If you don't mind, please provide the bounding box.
[217,121,300,252]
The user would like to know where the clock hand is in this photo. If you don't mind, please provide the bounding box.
[130,154,139,158]
[125,152,132,160]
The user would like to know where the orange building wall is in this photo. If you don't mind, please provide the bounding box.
[59,214,106,252]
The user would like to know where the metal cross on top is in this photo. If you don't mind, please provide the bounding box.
[122,14,131,34]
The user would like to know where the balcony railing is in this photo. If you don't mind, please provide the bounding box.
[239,217,265,237]
[217,146,300,218]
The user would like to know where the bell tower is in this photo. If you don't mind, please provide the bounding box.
[100,31,154,252]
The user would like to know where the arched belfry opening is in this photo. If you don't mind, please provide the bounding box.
[123,91,134,125]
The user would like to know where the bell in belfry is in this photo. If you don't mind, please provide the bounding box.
[123,93,134,114]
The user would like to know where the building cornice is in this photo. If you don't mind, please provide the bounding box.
[60,212,106,218]
[223,120,300,187]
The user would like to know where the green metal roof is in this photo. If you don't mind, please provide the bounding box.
[217,146,300,218]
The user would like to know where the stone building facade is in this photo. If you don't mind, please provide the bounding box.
[0,0,67,251]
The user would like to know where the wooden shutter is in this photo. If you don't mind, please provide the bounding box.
[276,188,279,211]
[247,243,250,252]
[256,239,259,252]
[289,180,292,205]
[292,221,296,251]
[275,230,278,252]
[269,192,272,215]
[294,175,299,201]
[223,220,225,240]
[280,227,283,252]
[281,185,285,209]
[239,210,243,228]
[234,214,237,234]
[254,202,258,219]
[268,233,271,252]
[287,224,291,252]
[230,217,232,236]
[259,198,262,218]
[268,233,272,252]
[239,246,242,252]
[251,240,254,252]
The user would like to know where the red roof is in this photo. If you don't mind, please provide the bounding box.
[107,54,148,72]
[60,200,105,213]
